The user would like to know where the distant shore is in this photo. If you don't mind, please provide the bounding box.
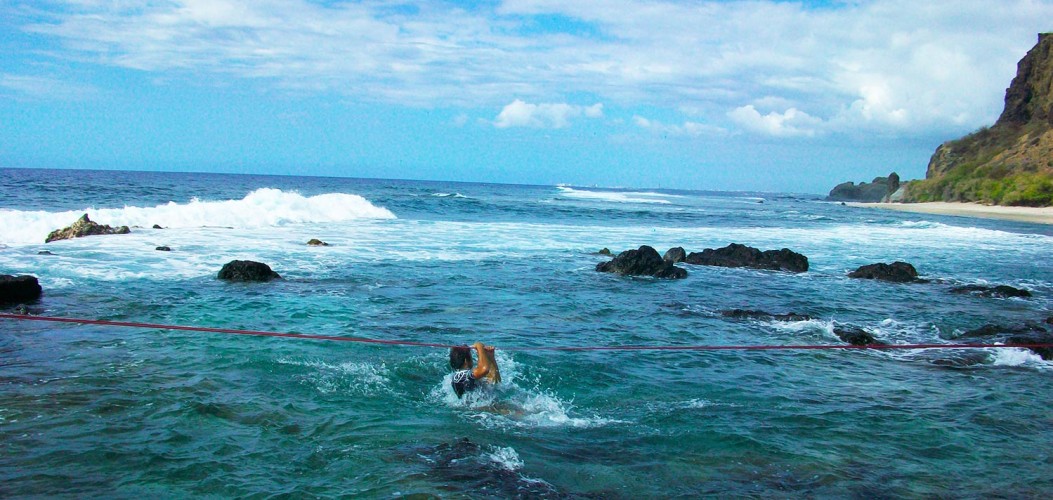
[846,201,1053,225]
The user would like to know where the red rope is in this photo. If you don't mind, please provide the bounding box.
[2,313,1052,353]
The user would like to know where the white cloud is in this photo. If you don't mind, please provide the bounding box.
[0,73,98,100]
[727,105,823,138]
[633,116,727,137]
[14,0,1053,135]
[494,100,603,128]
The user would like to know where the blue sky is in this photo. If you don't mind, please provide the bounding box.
[1,0,1051,194]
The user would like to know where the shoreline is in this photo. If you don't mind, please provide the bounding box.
[846,201,1053,225]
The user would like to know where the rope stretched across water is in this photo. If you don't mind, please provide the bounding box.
[2,313,1052,352]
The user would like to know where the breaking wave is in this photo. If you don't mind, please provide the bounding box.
[0,188,395,245]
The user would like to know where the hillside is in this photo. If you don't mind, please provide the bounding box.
[903,33,1053,206]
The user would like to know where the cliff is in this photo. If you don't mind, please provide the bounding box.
[904,33,1053,206]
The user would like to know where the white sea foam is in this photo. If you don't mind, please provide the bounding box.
[430,351,622,429]
[487,446,524,471]
[276,357,392,395]
[557,186,673,204]
[991,348,1050,368]
[0,188,395,246]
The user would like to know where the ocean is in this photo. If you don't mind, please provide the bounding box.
[1,168,1052,498]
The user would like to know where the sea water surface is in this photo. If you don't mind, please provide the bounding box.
[1,168,1052,497]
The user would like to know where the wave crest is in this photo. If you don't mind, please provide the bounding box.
[0,188,395,245]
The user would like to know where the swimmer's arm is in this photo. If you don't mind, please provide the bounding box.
[473,342,501,384]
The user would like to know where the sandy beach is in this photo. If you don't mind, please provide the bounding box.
[847,201,1053,225]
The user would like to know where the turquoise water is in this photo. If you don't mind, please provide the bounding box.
[2,168,1052,497]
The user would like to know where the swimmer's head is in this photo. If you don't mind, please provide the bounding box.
[449,345,472,370]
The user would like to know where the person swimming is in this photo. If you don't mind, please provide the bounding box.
[449,342,501,398]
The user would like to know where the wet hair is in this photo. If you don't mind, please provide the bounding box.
[449,346,472,370]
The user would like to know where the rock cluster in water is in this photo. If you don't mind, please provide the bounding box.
[0,275,42,304]
[45,214,131,243]
[218,260,281,282]
[949,284,1032,298]
[683,243,809,273]
[720,309,812,322]
[596,246,688,279]
[597,243,809,278]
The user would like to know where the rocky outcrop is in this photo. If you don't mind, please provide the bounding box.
[45,214,130,243]
[663,247,686,263]
[1,275,42,304]
[596,245,688,279]
[847,262,923,283]
[827,172,900,202]
[720,309,812,322]
[949,284,1031,298]
[684,243,808,273]
[218,260,281,282]
[307,239,330,246]
[904,33,1053,206]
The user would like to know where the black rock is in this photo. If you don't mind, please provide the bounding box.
[598,248,612,256]
[218,260,281,282]
[596,245,688,279]
[949,284,1032,298]
[156,246,172,252]
[833,326,880,346]
[960,323,1047,338]
[0,275,42,304]
[958,322,1053,360]
[1007,332,1053,360]
[684,243,808,273]
[394,438,565,498]
[37,251,54,255]
[847,262,922,283]
[663,247,686,263]
[152,224,164,229]
[720,309,812,322]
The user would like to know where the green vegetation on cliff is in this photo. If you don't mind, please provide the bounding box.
[903,33,1053,207]
[905,123,1053,206]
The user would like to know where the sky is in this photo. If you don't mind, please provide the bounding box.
[1,1,1051,194]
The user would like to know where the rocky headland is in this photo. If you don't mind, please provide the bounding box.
[827,172,901,202]
[903,33,1053,206]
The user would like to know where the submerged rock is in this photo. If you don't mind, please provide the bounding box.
[847,262,922,283]
[684,243,808,273]
[949,284,1032,298]
[218,260,281,282]
[0,275,42,304]
[598,248,612,256]
[596,245,688,279]
[45,213,130,243]
[307,239,330,246]
[833,326,881,346]
[394,438,564,498]
[663,246,686,263]
[720,309,812,322]
[156,246,172,252]
[958,322,1053,360]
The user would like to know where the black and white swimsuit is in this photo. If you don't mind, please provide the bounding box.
[451,369,477,396]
